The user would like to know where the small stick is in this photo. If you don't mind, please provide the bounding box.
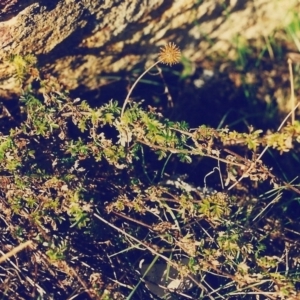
[0,240,33,264]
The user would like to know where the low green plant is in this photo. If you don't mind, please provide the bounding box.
[1,45,300,300]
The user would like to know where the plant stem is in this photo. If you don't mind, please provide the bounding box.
[121,60,162,117]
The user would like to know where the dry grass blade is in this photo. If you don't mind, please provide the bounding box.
[93,212,214,300]
[0,240,33,264]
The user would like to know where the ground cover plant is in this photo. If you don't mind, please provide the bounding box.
[1,31,300,300]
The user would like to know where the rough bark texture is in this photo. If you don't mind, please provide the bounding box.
[0,0,298,99]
